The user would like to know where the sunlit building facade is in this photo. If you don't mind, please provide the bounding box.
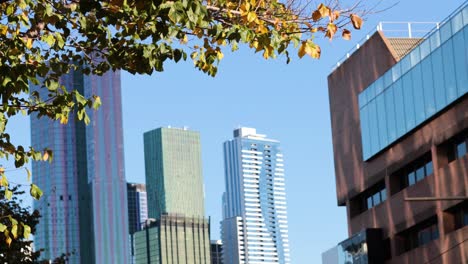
[221,127,290,264]
[324,3,467,263]
[139,127,211,264]
[31,68,130,263]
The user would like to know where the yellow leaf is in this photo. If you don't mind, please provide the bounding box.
[42,151,49,161]
[298,42,307,58]
[342,29,351,40]
[5,235,12,247]
[25,167,31,181]
[326,23,337,39]
[60,115,68,124]
[332,10,340,21]
[0,25,8,35]
[0,167,4,174]
[26,38,33,49]
[180,34,188,44]
[350,14,363,29]
[317,3,330,18]
[217,51,224,60]
[305,42,321,59]
[247,11,257,23]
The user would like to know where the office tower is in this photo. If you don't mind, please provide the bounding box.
[31,68,130,263]
[127,183,148,234]
[134,215,211,264]
[323,3,467,264]
[210,240,223,264]
[143,127,205,218]
[221,127,291,264]
[136,127,211,264]
[128,183,148,263]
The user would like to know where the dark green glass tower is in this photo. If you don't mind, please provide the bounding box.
[137,127,210,264]
[144,127,206,219]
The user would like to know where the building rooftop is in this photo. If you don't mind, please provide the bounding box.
[386,37,423,60]
[332,21,438,70]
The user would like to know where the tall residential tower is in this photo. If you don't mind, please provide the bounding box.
[221,127,291,264]
[31,68,130,263]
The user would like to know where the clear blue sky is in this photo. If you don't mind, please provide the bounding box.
[6,0,464,263]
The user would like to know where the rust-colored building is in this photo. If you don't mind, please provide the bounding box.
[323,4,468,264]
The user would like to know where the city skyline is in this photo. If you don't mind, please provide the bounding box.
[3,1,465,262]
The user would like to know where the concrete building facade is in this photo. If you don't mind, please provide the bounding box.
[324,3,468,263]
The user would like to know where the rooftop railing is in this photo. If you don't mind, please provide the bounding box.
[332,0,468,71]
[331,22,438,70]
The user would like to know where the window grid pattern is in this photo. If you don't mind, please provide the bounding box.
[359,5,468,160]
[222,129,290,264]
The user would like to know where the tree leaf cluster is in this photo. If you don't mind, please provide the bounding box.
[0,0,367,247]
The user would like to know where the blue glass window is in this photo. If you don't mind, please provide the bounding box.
[420,39,431,60]
[440,21,452,43]
[392,63,402,82]
[376,95,388,148]
[421,57,436,116]
[402,73,416,130]
[441,39,458,103]
[410,47,421,67]
[431,48,446,111]
[452,11,464,34]
[393,80,406,138]
[453,30,468,96]
[384,88,397,142]
[368,100,380,154]
[400,55,412,75]
[358,7,468,160]
[411,64,425,124]
[360,106,371,159]
[430,31,441,51]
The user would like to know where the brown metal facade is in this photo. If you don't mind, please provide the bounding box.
[328,30,468,263]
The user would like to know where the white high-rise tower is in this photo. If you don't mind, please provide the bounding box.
[221,127,290,264]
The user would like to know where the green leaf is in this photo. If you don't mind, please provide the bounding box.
[22,224,31,239]
[0,223,6,232]
[8,216,17,226]
[11,224,17,239]
[30,184,43,200]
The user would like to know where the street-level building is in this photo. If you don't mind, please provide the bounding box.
[324,3,468,263]
[134,215,211,264]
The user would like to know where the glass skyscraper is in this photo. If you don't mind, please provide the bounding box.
[136,127,211,264]
[31,67,130,263]
[127,183,148,235]
[221,127,291,264]
[143,127,205,219]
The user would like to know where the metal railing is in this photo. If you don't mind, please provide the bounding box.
[332,0,468,71]
[332,22,438,70]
